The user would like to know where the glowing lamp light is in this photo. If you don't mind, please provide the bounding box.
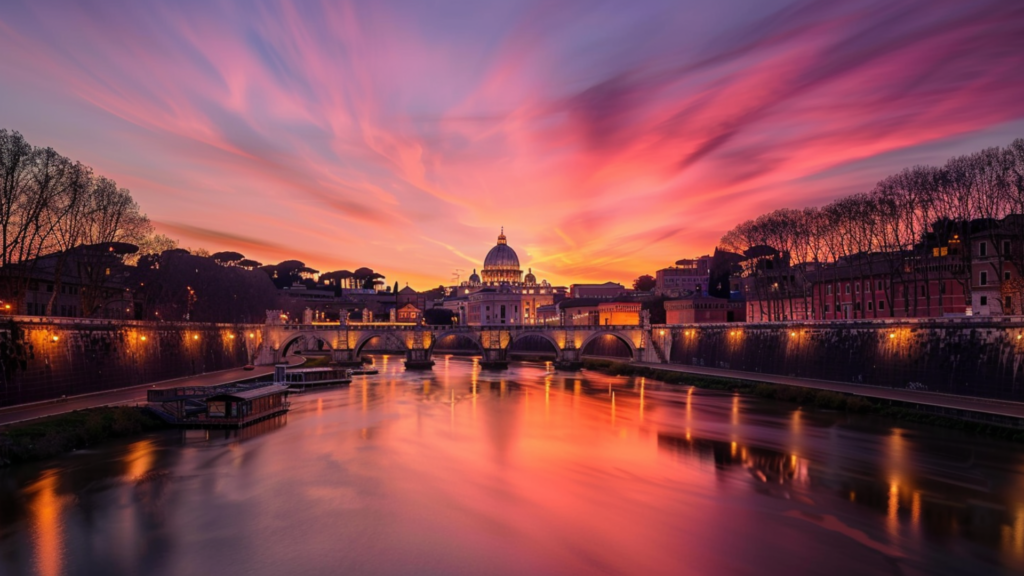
[889,333,896,339]
[248,333,255,338]
[140,335,147,341]
[659,330,665,335]
[51,335,59,342]
[193,334,199,340]
[229,334,235,339]
[790,332,796,336]
[1018,334,1022,340]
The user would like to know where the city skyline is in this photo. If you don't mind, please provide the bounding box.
[2,0,1023,287]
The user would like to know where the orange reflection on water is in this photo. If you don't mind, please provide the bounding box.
[124,439,155,480]
[1004,508,1024,560]
[26,471,67,576]
[887,481,900,535]
[911,491,921,527]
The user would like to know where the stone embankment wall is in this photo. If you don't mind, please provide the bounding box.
[665,318,1024,401]
[0,317,263,407]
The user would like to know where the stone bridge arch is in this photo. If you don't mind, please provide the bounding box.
[353,331,410,357]
[506,331,563,361]
[276,332,334,362]
[428,329,484,356]
[579,330,638,360]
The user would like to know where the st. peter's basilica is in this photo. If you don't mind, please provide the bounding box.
[446,229,563,325]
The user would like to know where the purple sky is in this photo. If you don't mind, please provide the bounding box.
[2,0,1023,287]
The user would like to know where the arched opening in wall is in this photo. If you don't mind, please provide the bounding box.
[508,334,559,360]
[431,334,483,356]
[581,334,633,360]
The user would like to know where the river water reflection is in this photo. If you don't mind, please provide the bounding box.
[2,356,1024,575]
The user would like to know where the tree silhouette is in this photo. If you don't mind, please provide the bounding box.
[633,275,656,292]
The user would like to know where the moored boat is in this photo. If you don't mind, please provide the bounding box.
[282,366,352,390]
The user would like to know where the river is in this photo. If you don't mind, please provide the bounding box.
[1,356,1023,575]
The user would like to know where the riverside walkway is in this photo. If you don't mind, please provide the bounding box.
[0,357,303,427]
[630,362,1024,425]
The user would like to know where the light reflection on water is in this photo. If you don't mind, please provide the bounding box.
[2,356,1024,575]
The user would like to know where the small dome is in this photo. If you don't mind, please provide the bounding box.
[468,268,481,284]
[524,267,536,285]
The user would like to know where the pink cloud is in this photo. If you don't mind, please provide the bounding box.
[0,0,1022,287]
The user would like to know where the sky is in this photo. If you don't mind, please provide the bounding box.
[2,0,1024,289]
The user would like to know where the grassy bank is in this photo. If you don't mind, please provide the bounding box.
[583,359,1024,442]
[0,406,168,466]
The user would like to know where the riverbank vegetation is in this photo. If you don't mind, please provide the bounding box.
[0,406,167,466]
[583,359,1024,442]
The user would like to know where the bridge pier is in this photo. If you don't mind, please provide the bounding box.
[404,348,435,370]
[554,348,582,371]
[479,348,509,370]
[331,348,364,367]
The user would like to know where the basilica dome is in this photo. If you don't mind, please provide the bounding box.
[484,241,519,269]
[481,229,522,285]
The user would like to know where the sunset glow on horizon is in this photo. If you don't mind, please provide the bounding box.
[2,0,1023,287]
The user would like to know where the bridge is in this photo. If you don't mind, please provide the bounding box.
[256,321,664,370]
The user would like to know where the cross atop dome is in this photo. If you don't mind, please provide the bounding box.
[497,227,507,245]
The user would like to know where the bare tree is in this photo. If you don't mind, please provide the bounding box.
[78,176,151,316]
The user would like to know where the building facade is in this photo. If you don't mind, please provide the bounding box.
[666,296,746,324]
[655,256,711,296]
[569,282,627,299]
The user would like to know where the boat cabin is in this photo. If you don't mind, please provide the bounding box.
[204,384,289,424]
[282,367,351,389]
